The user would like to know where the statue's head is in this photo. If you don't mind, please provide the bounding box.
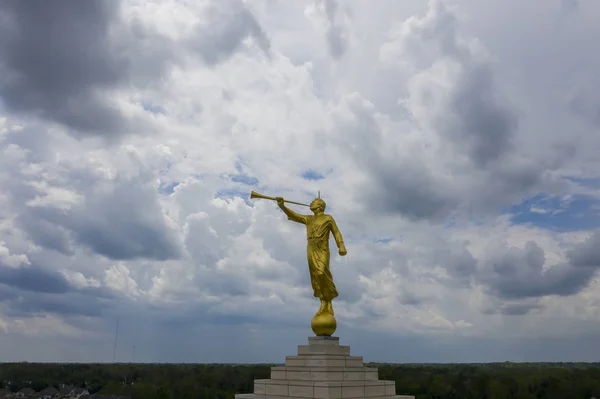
[310,198,326,214]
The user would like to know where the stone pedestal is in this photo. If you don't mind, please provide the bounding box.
[235,336,415,399]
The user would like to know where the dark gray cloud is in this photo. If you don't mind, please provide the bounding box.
[188,0,271,66]
[568,88,600,127]
[330,94,459,221]
[333,269,365,304]
[0,0,270,138]
[320,0,348,59]
[196,270,251,297]
[481,301,544,316]
[369,161,459,221]
[405,229,600,312]
[433,243,477,286]
[397,291,426,306]
[335,1,561,222]
[402,1,517,168]
[0,263,72,294]
[0,0,131,137]
[444,63,517,168]
[567,231,600,266]
[478,240,599,301]
[7,293,104,318]
[68,202,183,262]
[0,267,131,319]
[0,135,183,261]
[60,175,183,261]
[500,302,543,316]
[9,188,182,262]
[150,301,304,331]
[15,214,73,255]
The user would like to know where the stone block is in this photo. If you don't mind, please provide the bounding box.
[265,381,288,396]
[342,370,366,381]
[344,357,364,368]
[298,344,351,356]
[234,394,261,399]
[286,355,350,368]
[254,379,267,394]
[307,355,347,368]
[310,369,344,381]
[313,385,342,399]
[270,367,286,380]
[384,381,396,396]
[267,366,383,383]
[309,336,340,346]
[365,368,378,380]
[285,356,306,367]
[288,383,314,398]
[309,359,346,368]
[365,381,386,397]
[244,380,411,399]
[287,368,312,380]
[341,383,364,398]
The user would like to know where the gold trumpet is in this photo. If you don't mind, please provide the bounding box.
[250,191,310,207]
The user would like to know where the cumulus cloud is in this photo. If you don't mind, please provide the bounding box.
[0,0,270,139]
[352,0,566,221]
[305,0,350,59]
[190,0,271,65]
[0,129,184,261]
[0,0,137,137]
[477,240,596,300]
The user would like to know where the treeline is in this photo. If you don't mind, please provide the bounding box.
[1,362,600,399]
[376,363,600,399]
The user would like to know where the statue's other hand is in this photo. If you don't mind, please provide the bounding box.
[339,247,347,256]
[275,197,285,207]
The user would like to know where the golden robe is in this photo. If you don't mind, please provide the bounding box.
[285,209,344,302]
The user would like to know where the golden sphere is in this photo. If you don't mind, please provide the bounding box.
[311,313,337,336]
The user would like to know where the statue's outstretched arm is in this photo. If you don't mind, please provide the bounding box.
[277,197,308,225]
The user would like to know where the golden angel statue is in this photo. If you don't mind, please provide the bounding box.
[249,190,346,336]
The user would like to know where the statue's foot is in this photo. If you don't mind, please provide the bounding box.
[316,300,326,316]
[326,302,334,315]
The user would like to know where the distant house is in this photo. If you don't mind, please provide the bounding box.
[87,395,130,399]
[70,388,89,398]
[35,387,59,399]
[15,388,34,398]
[58,385,88,399]
[58,385,75,397]
[0,388,14,398]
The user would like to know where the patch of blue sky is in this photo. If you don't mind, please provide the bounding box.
[444,213,461,229]
[301,169,325,181]
[229,161,259,186]
[216,189,252,206]
[231,173,259,185]
[142,102,167,115]
[158,181,180,195]
[508,193,600,231]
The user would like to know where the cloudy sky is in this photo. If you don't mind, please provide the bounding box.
[1,0,600,364]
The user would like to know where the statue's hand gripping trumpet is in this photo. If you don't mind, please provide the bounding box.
[249,191,347,336]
